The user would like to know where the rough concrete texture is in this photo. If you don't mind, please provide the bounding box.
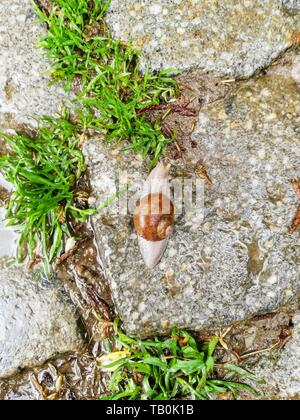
[0,0,84,380]
[0,0,299,400]
[0,0,68,129]
[267,49,300,86]
[253,313,300,399]
[106,0,300,78]
[0,266,84,379]
[282,0,300,14]
[85,71,300,337]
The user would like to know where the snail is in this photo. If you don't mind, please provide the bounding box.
[134,162,174,269]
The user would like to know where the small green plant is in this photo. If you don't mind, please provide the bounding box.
[99,320,256,400]
[0,0,179,273]
[0,112,95,275]
[1,1,179,268]
[32,0,112,90]
[33,0,179,166]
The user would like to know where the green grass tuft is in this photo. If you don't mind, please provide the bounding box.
[32,0,111,90]
[0,0,180,271]
[99,320,257,400]
[33,0,179,166]
[0,111,95,275]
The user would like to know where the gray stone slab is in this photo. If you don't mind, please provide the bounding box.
[106,0,300,78]
[0,266,84,379]
[0,0,84,380]
[85,72,300,337]
[0,0,68,128]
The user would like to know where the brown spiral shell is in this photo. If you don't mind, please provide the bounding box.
[134,192,175,242]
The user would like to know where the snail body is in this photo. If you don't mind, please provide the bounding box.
[134,163,174,269]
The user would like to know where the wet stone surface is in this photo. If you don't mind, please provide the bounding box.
[0,300,298,400]
[267,48,300,85]
[205,299,299,400]
[0,0,68,129]
[85,71,300,337]
[0,1,85,380]
[251,311,300,399]
[0,0,299,399]
[106,0,300,78]
[282,0,300,14]
[146,69,233,162]
[0,266,84,379]
[0,121,85,380]
[0,351,106,400]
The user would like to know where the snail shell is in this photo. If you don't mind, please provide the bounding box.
[134,163,174,269]
[134,193,175,241]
